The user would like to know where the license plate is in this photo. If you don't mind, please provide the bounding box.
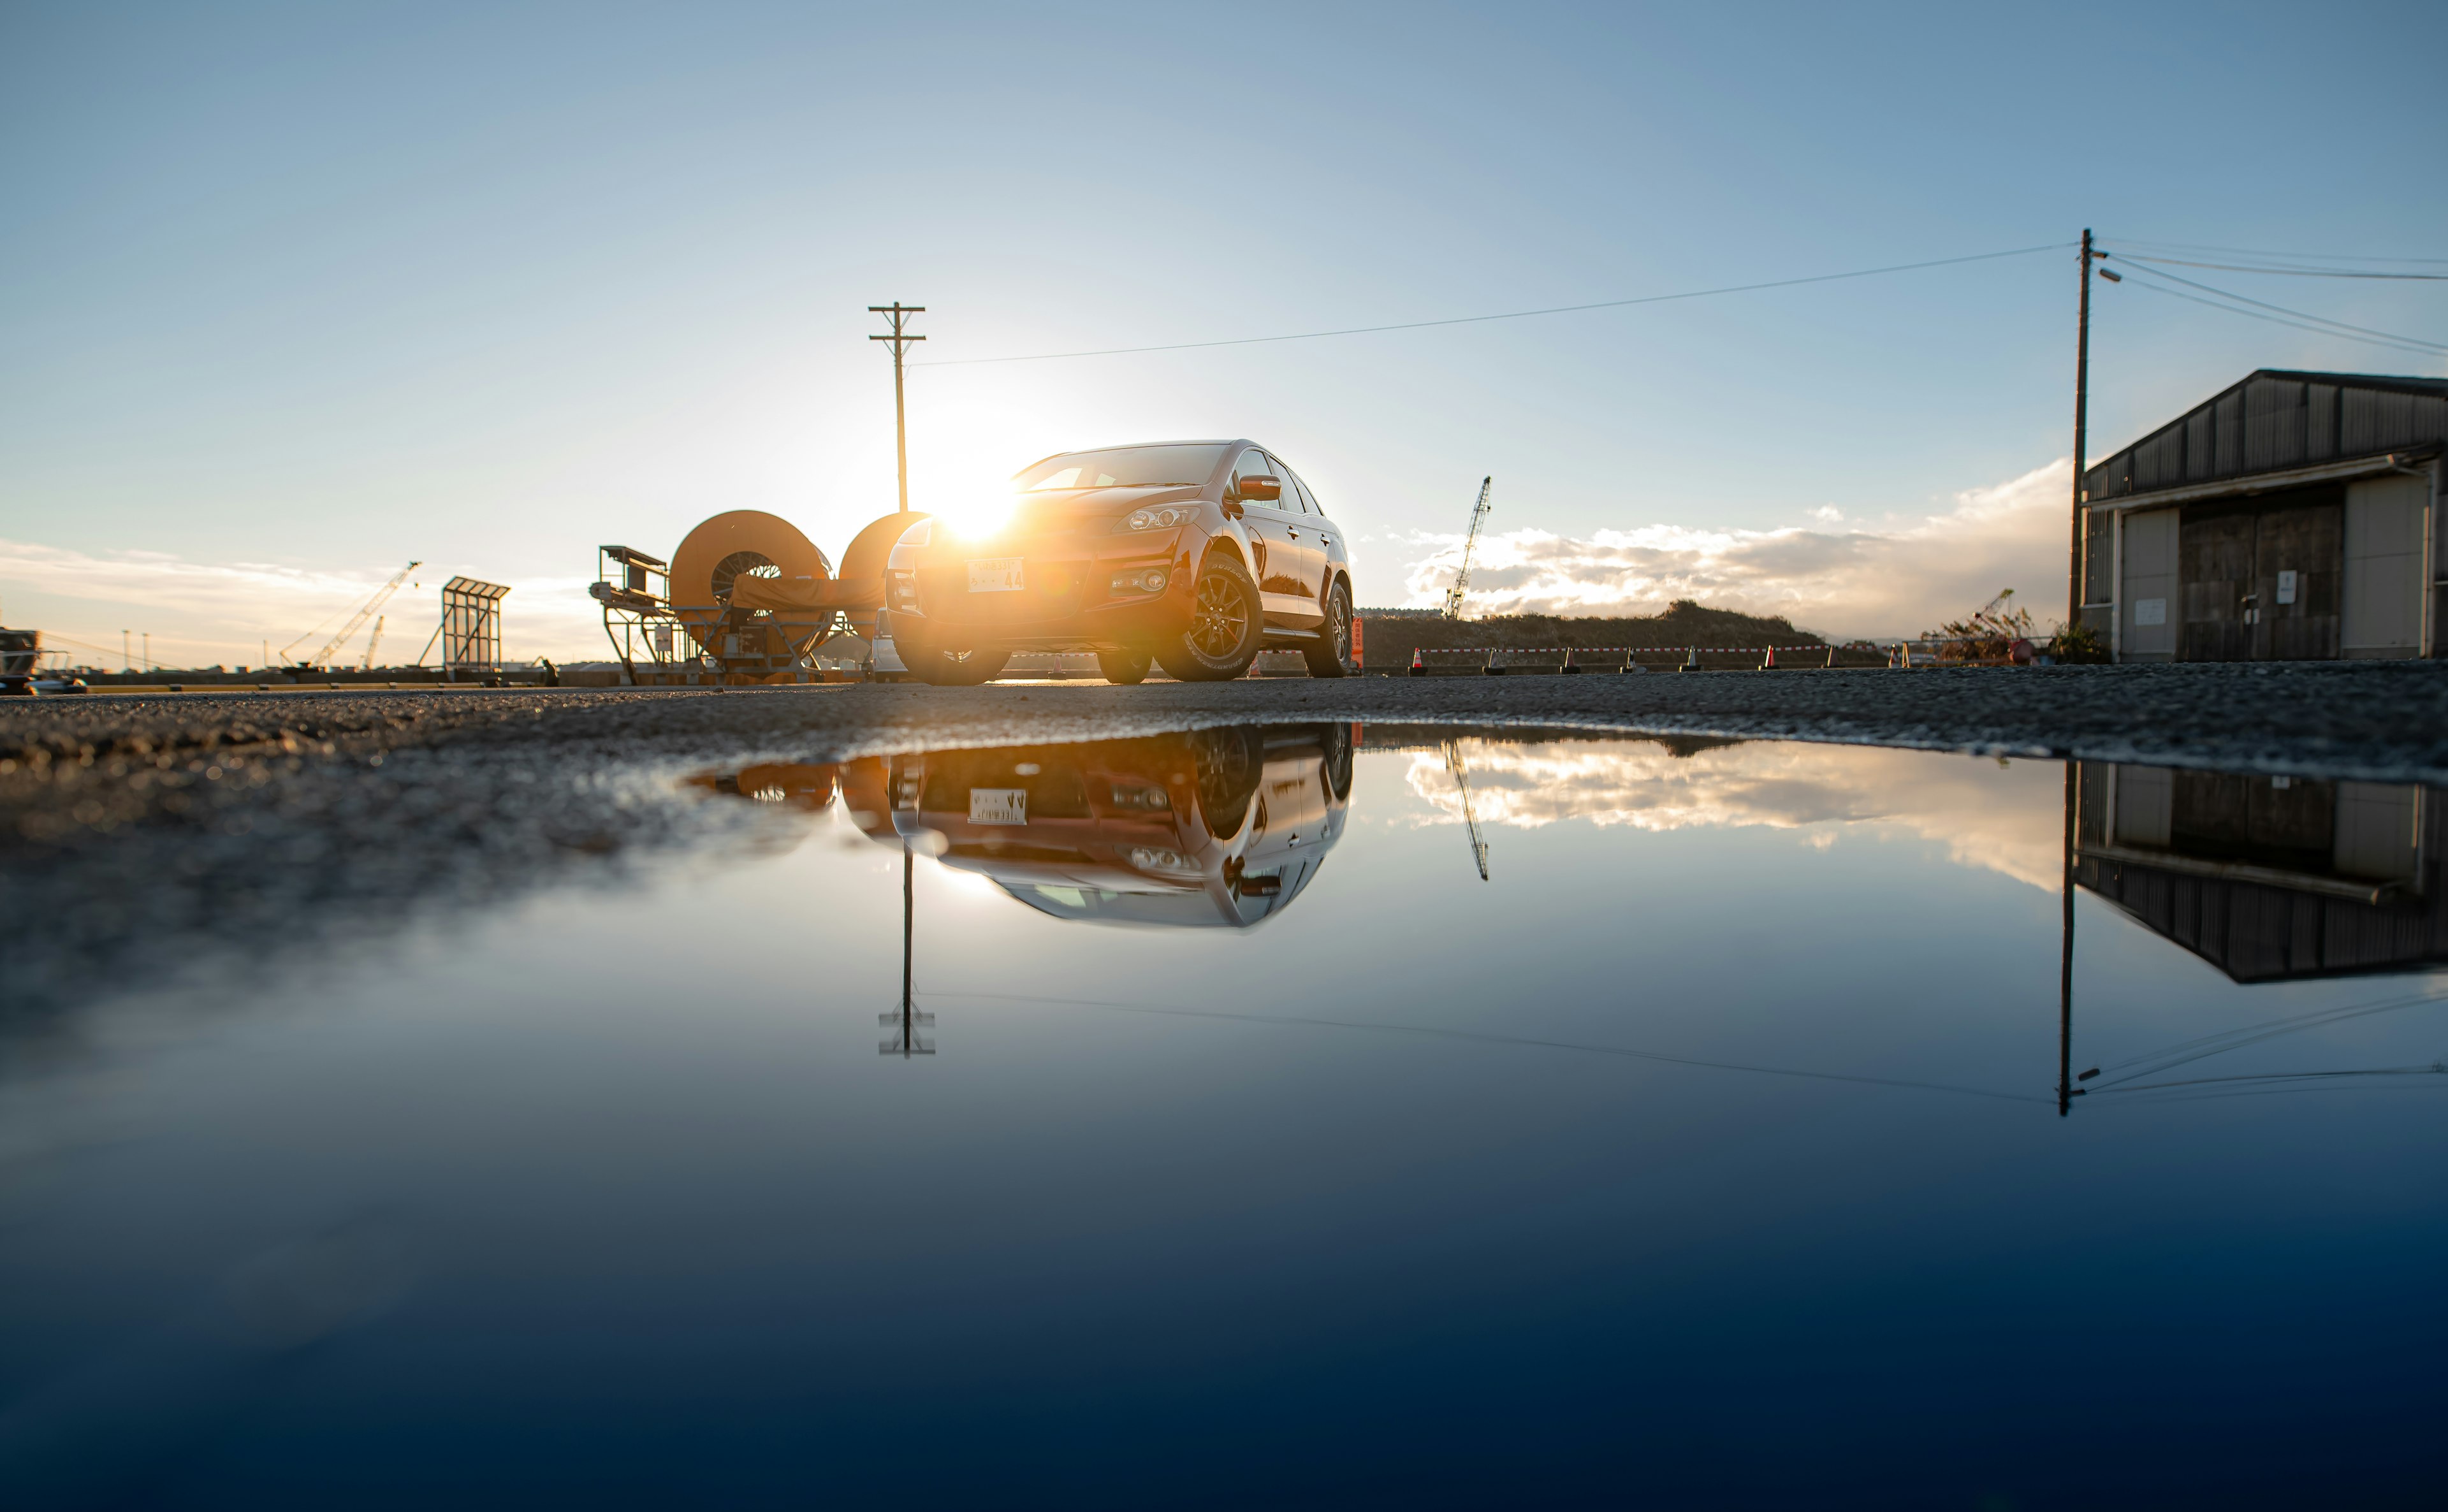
[968,556,1025,593]
[969,788,1028,825]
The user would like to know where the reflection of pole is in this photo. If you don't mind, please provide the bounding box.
[882,837,935,1056]
[2059,761,2076,1117]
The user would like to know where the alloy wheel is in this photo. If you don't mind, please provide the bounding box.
[1190,569,1250,658]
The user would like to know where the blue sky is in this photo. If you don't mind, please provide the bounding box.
[3,1,2443,664]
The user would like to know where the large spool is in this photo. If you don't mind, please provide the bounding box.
[668,510,833,659]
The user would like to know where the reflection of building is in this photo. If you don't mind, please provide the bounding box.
[890,725,1352,929]
[2073,762,2447,982]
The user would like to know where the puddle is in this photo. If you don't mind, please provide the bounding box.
[3,725,2443,1504]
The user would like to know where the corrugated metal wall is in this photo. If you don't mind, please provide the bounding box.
[2084,372,2447,504]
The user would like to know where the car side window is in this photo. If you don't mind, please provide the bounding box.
[1288,469,1320,516]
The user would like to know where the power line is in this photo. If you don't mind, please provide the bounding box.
[928,989,2044,1103]
[2117,275,2448,358]
[2116,252,2448,281]
[2108,264,2448,358]
[914,242,2074,367]
[2106,235,2448,268]
[2111,258,2448,350]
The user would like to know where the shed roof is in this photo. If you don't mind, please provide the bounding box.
[2083,369,2447,507]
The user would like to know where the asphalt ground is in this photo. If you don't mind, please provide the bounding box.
[6,662,2446,1020]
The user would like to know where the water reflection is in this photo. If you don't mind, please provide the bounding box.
[2073,762,2445,982]
[696,724,1356,930]
[13,725,2442,1504]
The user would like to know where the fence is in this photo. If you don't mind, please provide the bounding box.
[1401,637,2034,674]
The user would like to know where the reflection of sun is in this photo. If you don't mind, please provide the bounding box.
[926,861,1002,895]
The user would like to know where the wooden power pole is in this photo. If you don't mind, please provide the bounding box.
[2069,229,2095,632]
[870,303,926,514]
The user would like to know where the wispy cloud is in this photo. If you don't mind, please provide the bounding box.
[1405,739,2067,891]
[1394,459,2070,639]
[0,539,606,666]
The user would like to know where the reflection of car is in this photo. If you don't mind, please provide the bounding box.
[883,442,1355,685]
[681,763,839,811]
[885,724,1353,927]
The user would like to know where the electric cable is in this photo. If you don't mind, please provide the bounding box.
[915,242,2074,367]
[928,988,2046,1103]
[2094,1063,2447,1096]
[2115,253,2448,281]
[2087,989,2448,1091]
[2105,236,2448,268]
[2109,268,2448,358]
[2104,258,2448,352]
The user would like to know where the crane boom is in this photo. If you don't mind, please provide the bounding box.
[309,561,419,669]
[1441,476,1493,620]
[1441,738,1490,882]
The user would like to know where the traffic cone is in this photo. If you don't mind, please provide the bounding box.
[1759,644,1778,671]
[1408,646,1424,678]
[1679,646,1700,672]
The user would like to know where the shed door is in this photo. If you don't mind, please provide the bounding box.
[2342,475,2426,657]
[2119,508,2178,658]
[2179,507,2255,662]
[2252,495,2341,660]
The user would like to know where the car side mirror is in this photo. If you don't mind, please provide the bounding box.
[1237,474,1282,502]
[1221,497,1245,520]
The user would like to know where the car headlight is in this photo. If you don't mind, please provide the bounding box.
[1122,505,1196,532]
[1109,568,1169,596]
[1109,781,1172,811]
[887,570,920,608]
[1127,845,1194,873]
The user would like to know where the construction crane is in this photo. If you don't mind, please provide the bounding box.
[1441,738,1490,882]
[1441,476,1493,620]
[360,616,386,671]
[288,561,419,669]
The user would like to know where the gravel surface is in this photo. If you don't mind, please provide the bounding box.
[6,662,2444,1021]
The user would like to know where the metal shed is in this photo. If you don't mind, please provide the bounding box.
[2078,370,2446,661]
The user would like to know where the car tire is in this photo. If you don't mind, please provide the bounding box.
[1321,721,1353,801]
[1303,578,1353,678]
[1097,648,1151,685]
[1155,555,1264,683]
[1189,726,1263,840]
[902,635,1010,687]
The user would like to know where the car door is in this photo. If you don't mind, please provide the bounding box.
[1230,448,1308,622]
[1279,462,1335,611]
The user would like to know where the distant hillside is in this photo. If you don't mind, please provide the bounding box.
[1357,600,1823,668]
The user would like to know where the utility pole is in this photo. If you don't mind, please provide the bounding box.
[122,630,129,673]
[2069,229,2097,632]
[869,303,926,514]
[142,632,149,671]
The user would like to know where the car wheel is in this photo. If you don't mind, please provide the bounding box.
[1321,721,1353,801]
[1302,579,1353,678]
[1190,726,1263,840]
[1155,555,1264,682]
[903,638,1010,686]
[1096,648,1151,685]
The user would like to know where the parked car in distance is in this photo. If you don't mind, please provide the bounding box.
[883,440,1354,684]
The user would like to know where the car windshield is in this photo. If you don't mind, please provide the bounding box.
[1014,444,1229,492]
